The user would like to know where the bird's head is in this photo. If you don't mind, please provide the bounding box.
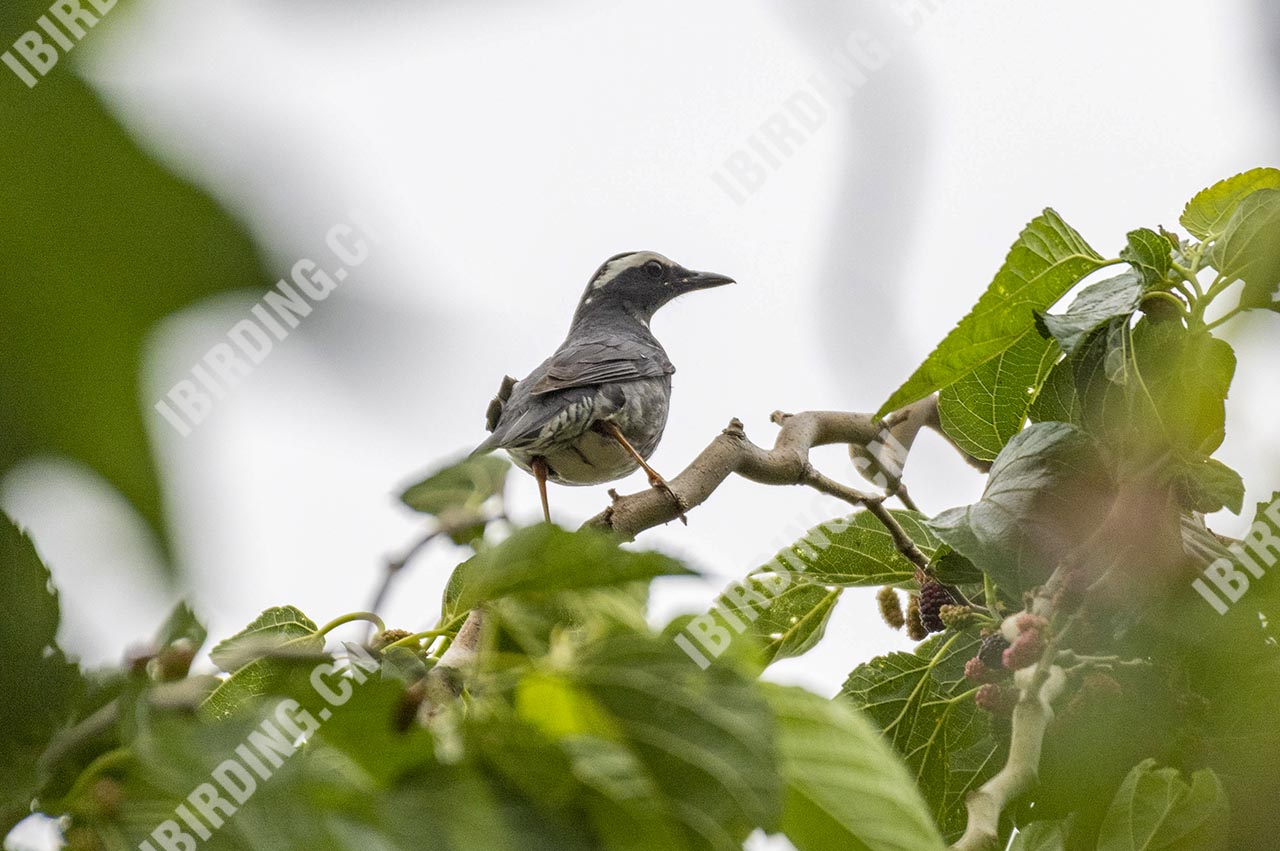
[571,251,734,328]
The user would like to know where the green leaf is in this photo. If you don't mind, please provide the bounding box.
[1096,759,1229,851]
[928,422,1112,594]
[1179,167,1280,239]
[841,633,1004,841]
[1033,271,1146,356]
[317,672,441,784]
[937,330,1059,461]
[443,525,694,620]
[400,453,511,517]
[879,209,1106,416]
[708,578,841,666]
[0,514,84,835]
[765,684,947,851]
[208,605,323,673]
[1009,822,1068,851]
[200,656,321,721]
[490,584,650,659]
[1172,456,1245,515]
[769,510,947,588]
[571,634,780,851]
[1121,228,1174,286]
[152,601,208,653]
[112,702,519,851]
[560,736,691,851]
[475,710,690,851]
[1027,353,1082,426]
[0,73,272,566]
[1075,321,1236,461]
[1208,188,1280,308]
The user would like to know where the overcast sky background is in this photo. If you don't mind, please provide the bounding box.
[4,5,1279,845]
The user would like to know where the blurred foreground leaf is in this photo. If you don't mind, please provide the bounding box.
[767,684,948,851]
[0,70,270,567]
[443,525,694,619]
[400,454,510,517]
[1096,760,1228,851]
[0,513,84,835]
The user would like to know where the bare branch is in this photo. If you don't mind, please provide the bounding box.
[585,397,951,542]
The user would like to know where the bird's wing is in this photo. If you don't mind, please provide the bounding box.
[529,339,673,396]
[475,382,625,454]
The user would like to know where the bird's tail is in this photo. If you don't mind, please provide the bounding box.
[470,374,518,458]
[470,432,504,458]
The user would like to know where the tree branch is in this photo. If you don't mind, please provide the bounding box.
[417,609,486,722]
[951,663,1067,851]
[950,570,1073,851]
[584,396,948,546]
[419,395,973,723]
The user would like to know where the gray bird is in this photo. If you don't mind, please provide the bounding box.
[473,251,734,522]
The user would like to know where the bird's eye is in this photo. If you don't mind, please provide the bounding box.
[643,260,664,279]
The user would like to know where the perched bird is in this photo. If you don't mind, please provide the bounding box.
[473,251,734,522]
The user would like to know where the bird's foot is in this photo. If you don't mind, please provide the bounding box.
[647,474,688,525]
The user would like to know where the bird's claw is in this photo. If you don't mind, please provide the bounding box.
[649,477,688,525]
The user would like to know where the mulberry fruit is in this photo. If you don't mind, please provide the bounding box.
[919,580,958,633]
[877,586,905,630]
[975,684,1018,717]
[978,633,1010,670]
[965,656,996,683]
[374,628,413,650]
[905,594,928,641]
[1002,630,1047,670]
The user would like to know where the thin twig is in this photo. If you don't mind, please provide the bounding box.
[895,482,921,513]
[368,529,443,630]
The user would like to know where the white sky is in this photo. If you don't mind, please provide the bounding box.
[4,6,1279,846]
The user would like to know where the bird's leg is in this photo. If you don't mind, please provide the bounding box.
[531,456,551,523]
[595,421,688,525]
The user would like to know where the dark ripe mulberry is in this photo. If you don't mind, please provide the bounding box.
[877,586,905,630]
[978,633,1010,670]
[1002,630,1047,670]
[905,594,929,641]
[975,684,1018,717]
[919,580,958,633]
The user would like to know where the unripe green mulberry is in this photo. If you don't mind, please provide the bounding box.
[905,594,928,641]
[877,586,905,630]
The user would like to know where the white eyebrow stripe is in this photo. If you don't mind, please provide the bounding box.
[589,251,669,290]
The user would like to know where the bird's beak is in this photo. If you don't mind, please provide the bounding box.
[676,268,736,291]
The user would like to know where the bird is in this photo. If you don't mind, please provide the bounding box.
[472,250,735,523]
